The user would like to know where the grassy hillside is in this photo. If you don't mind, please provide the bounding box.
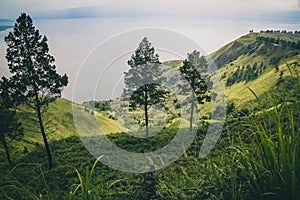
[1,95,299,199]
[0,98,124,164]
[2,32,298,162]
[160,33,299,111]
[210,32,300,69]
[209,32,300,109]
[1,32,300,199]
[224,59,298,108]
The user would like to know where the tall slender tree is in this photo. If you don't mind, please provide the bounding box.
[0,77,23,166]
[5,13,68,168]
[123,37,169,138]
[179,50,212,131]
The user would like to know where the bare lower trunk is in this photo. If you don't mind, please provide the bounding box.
[190,92,195,132]
[145,85,149,138]
[1,135,12,166]
[35,93,53,169]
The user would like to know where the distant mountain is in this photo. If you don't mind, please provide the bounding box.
[0,19,13,32]
[33,6,107,19]
[0,25,12,32]
[0,19,13,23]
[33,6,155,19]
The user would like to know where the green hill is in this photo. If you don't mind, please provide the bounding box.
[210,32,300,69]
[0,98,124,163]
[0,31,299,199]
[209,32,300,109]
[2,31,299,165]
[159,32,300,112]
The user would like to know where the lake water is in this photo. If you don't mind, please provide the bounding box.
[0,16,299,103]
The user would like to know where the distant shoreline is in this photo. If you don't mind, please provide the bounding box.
[0,25,13,32]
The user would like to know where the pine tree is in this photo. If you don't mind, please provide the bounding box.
[4,13,68,168]
[123,37,169,138]
[179,50,212,131]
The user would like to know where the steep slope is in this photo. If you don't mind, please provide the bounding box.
[1,31,299,165]
[210,32,300,69]
[209,32,300,109]
[0,31,299,199]
[161,32,300,113]
[0,98,124,163]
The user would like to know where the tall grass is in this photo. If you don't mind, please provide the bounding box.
[69,156,103,200]
[69,156,127,200]
[0,163,49,199]
[202,62,300,199]
[230,62,300,199]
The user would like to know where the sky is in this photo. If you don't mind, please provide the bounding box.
[0,0,299,102]
[0,0,299,19]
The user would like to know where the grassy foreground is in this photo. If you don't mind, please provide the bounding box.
[0,65,299,199]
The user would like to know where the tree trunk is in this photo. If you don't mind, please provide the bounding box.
[1,135,12,166]
[35,93,53,169]
[190,91,195,132]
[144,85,149,138]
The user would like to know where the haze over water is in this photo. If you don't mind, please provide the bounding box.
[0,16,299,103]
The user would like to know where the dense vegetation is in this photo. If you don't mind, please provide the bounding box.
[0,13,299,200]
[1,76,299,199]
[226,62,264,86]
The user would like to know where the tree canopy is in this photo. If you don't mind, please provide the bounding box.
[179,50,212,131]
[123,37,169,138]
[4,13,68,168]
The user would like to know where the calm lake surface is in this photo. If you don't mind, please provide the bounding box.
[0,16,299,103]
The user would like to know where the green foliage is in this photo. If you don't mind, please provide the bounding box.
[68,156,126,200]
[237,107,250,117]
[139,172,158,199]
[212,40,246,68]
[4,13,68,168]
[226,102,236,116]
[123,37,169,138]
[83,100,112,112]
[211,32,300,70]
[256,35,300,50]
[179,50,211,102]
[213,62,300,199]
[0,77,24,165]
[179,50,211,131]
[226,64,262,86]
[0,31,299,200]
[0,106,23,165]
[69,156,104,200]
[5,13,68,105]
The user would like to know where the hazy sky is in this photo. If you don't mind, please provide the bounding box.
[0,0,299,19]
[0,0,299,102]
